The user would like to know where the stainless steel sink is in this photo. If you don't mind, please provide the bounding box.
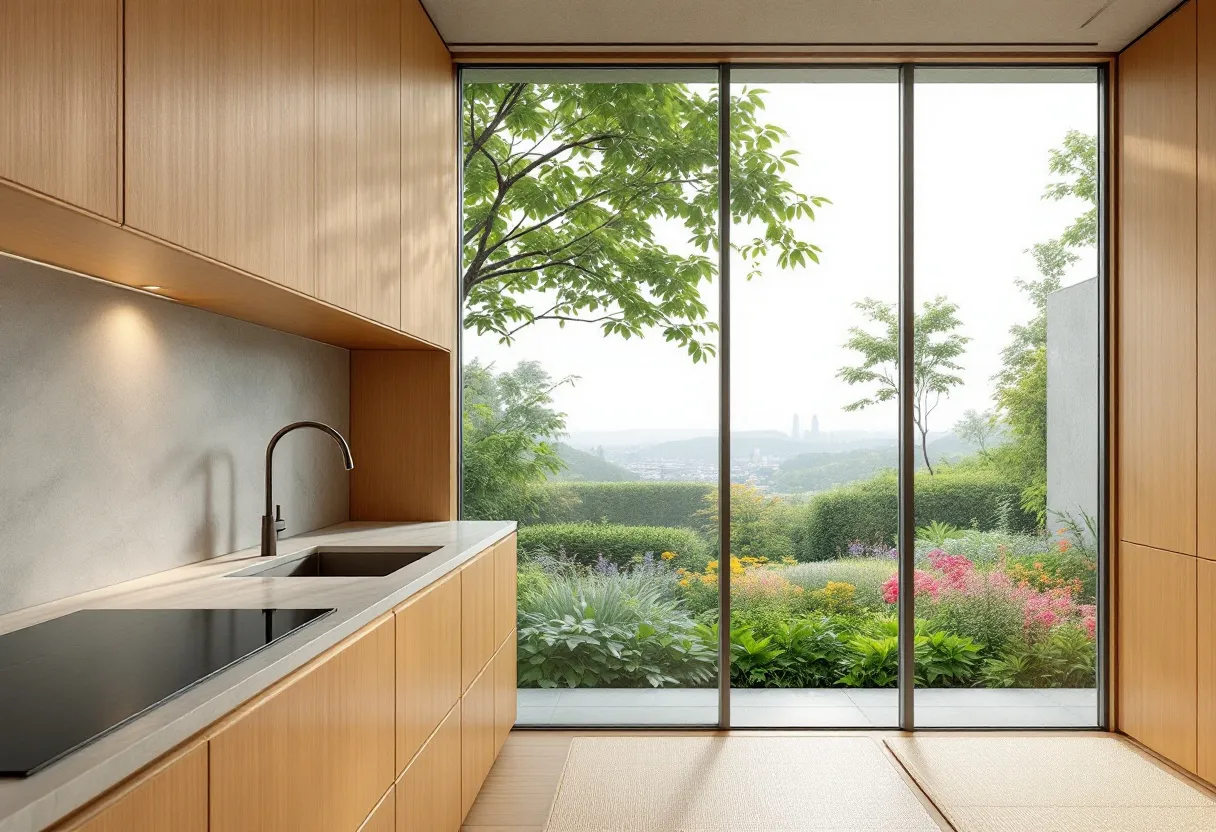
[228,546,442,578]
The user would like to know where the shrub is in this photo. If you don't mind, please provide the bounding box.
[518,522,710,570]
[799,469,1038,560]
[783,559,897,610]
[981,625,1095,688]
[531,481,714,527]
[1007,549,1098,604]
[516,568,716,688]
[839,635,899,687]
[916,630,983,687]
[913,529,1051,565]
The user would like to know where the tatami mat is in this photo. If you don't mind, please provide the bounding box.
[886,736,1216,832]
[543,735,940,831]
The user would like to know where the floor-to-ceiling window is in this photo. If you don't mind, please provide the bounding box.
[459,63,1106,731]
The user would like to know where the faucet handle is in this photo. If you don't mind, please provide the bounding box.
[274,505,286,535]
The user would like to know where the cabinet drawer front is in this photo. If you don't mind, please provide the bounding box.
[460,665,496,819]
[461,546,496,690]
[397,704,462,832]
[396,568,462,773]
[493,535,517,650]
[54,743,207,832]
[493,633,517,757]
[210,617,396,832]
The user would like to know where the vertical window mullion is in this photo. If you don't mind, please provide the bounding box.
[717,62,733,730]
[898,63,916,731]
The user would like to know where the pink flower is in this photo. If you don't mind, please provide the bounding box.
[881,569,941,604]
[926,550,973,591]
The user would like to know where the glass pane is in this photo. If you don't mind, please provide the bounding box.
[460,68,720,727]
[912,67,1100,728]
[728,68,901,728]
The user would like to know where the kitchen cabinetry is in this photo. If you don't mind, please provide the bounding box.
[359,786,396,832]
[209,615,396,832]
[396,569,462,773]
[51,743,206,832]
[494,535,518,650]
[0,0,120,220]
[461,545,497,691]
[397,705,462,832]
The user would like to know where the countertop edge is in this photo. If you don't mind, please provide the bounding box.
[0,520,517,832]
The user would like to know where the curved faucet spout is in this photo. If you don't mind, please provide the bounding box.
[262,421,355,557]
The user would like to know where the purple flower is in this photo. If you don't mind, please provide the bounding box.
[594,554,619,576]
[848,541,865,556]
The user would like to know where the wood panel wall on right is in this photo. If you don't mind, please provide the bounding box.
[1117,0,1216,783]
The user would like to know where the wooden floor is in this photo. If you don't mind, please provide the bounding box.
[460,730,966,831]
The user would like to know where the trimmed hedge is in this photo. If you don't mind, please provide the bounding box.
[799,469,1036,560]
[531,481,714,528]
[517,522,711,569]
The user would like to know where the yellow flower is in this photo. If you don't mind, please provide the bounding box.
[706,559,718,572]
[781,556,797,566]
[660,551,678,561]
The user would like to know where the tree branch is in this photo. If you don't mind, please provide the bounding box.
[463,83,524,169]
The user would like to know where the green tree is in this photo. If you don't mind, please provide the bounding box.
[697,482,796,560]
[463,81,827,362]
[837,296,970,475]
[954,408,999,458]
[992,130,1096,522]
[462,360,575,520]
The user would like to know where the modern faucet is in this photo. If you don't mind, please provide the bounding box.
[262,421,354,557]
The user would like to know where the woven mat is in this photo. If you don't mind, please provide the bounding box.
[543,735,940,831]
[886,736,1216,831]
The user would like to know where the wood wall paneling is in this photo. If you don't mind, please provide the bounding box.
[1199,0,1216,559]
[52,743,207,832]
[461,546,496,691]
[1198,558,1216,780]
[1118,0,1199,556]
[460,664,496,821]
[401,0,458,350]
[396,704,463,832]
[359,785,396,832]
[0,0,120,220]
[494,535,518,649]
[125,0,317,295]
[209,616,396,832]
[1118,542,1198,772]
[349,349,454,521]
[396,569,462,774]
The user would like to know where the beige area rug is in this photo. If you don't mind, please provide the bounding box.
[886,736,1216,832]
[543,736,941,831]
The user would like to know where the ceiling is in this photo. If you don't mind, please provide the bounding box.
[423,0,1179,53]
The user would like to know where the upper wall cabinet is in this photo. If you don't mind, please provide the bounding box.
[0,0,120,220]
[402,0,458,350]
[1119,1,1198,556]
[125,0,318,296]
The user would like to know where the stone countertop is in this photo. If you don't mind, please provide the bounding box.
[0,520,517,832]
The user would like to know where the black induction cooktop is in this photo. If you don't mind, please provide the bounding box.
[0,607,333,777]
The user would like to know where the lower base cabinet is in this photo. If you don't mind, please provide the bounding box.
[397,705,462,831]
[360,785,396,832]
[52,743,207,832]
[461,658,497,819]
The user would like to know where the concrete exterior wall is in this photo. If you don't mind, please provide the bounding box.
[1046,277,1099,536]
[0,255,350,615]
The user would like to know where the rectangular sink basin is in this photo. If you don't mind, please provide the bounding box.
[229,547,442,578]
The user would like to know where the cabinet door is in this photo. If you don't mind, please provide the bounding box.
[396,569,461,774]
[461,547,496,691]
[493,634,517,756]
[210,616,396,832]
[125,0,316,295]
[397,704,462,832]
[460,665,495,820]
[493,535,518,650]
[0,0,120,219]
[359,786,395,832]
[1118,542,1198,772]
[401,0,457,349]
[54,743,207,832]
[1199,558,1216,781]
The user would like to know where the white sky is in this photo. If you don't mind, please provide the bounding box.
[463,74,1099,439]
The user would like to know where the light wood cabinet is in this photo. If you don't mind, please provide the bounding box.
[360,785,396,832]
[209,615,396,832]
[494,633,518,756]
[461,546,496,691]
[125,0,317,296]
[1119,0,1199,556]
[460,662,496,820]
[396,569,462,774]
[52,743,207,832]
[1200,0,1216,560]
[0,0,120,220]
[494,535,518,650]
[397,704,463,832]
[1118,542,1198,772]
[401,0,458,349]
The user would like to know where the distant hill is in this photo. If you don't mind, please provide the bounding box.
[769,433,985,494]
[551,442,640,482]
